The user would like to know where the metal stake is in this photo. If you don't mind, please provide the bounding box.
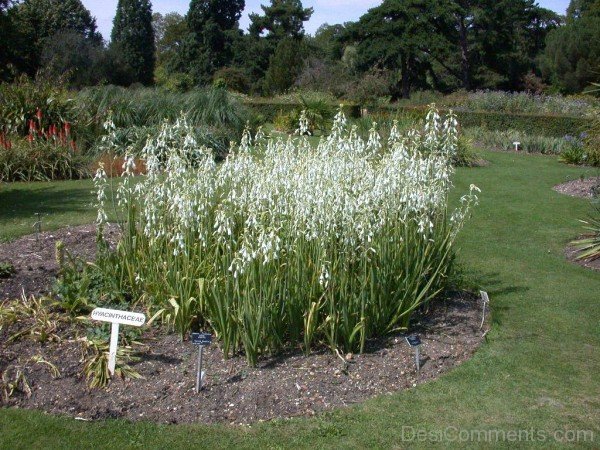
[415,345,420,373]
[196,345,204,393]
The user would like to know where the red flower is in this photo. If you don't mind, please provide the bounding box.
[70,140,77,152]
[64,122,71,135]
[36,108,43,121]
[27,134,34,143]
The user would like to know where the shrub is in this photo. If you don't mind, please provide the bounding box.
[0,117,89,182]
[91,107,478,366]
[382,106,590,138]
[559,135,587,165]
[0,73,75,136]
[464,127,568,155]
[444,90,599,117]
[213,67,251,94]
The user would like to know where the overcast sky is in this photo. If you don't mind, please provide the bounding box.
[83,0,571,42]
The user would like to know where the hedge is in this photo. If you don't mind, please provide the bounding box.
[243,100,361,122]
[372,105,590,138]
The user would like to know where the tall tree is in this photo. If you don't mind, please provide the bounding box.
[540,0,600,92]
[177,0,245,84]
[111,0,155,85]
[11,0,102,76]
[249,0,313,41]
[244,0,313,90]
[346,0,433,99]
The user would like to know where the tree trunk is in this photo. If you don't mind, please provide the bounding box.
[401,54,411,99]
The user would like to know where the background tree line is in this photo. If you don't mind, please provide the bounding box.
[0,0,598,97]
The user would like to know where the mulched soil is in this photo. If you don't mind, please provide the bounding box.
[0,226,487,425]
[0,224,119,301]
[553,176,600,199]
[565,244,600,272]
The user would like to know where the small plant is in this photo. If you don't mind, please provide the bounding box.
[3,294,61,343]
[148,280,204,341]
[1,367,32,403]
[559,134,587,165]
[0,262,15,279]
[53,240,130,315]
[571,207,600,261]
[80,335,142,388]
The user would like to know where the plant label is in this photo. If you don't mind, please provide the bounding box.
[405,334,422,373]
[405,334,421,347]
[90,308,146,375]
[191,332,212,392]
[192,332,212,346]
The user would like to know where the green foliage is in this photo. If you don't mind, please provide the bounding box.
[273,95,335,133]
[384,105,590,138]
[11,0,102,76]
[148,280,204,341]
[40,30,108,88]
[453,136,482,167]
[264,38,306,94]
[464,127,570,155]
[213,67,251,94]
[539,14,600,93]
[111,0,155,86]
[558,135,588,164]
[0,134,89,182]
[346,0,560,95]
[178,0,245,85]
[52,239,130,315]
[0,74,75,136]
[444,90,598,117]
[249,0,313,41]
[0,262,15,278]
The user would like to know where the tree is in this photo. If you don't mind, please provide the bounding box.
[176,0,245,84]
[10,0,102,76]
[111,0,155,85]
[264,37,306,93]
[539,3,600,93]
[345,0,560,96]
[40,30,107,87]
[249,0,313,42]
[346,0,433,99]
[243,0,313,90]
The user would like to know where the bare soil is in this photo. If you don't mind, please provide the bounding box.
[0,226,487,425]
[553,177,600,199]
[0,224,119,301]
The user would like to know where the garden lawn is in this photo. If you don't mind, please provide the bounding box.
[0,151,599,448]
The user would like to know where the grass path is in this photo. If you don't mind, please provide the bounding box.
[1,151,599,448]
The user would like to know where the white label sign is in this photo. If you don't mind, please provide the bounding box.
[91,308,146,327]
[90,308,146,376]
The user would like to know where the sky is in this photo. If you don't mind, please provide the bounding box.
[83,0,571,42]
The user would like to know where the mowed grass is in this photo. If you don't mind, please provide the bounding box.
[0,151,599,448]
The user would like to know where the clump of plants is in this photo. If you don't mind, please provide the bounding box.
[571,207,600,261]
[0,110,89,182]
[88,106,478,366]
[464,127,568,155]
[559,134,588,165]
[0,262,15,279]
